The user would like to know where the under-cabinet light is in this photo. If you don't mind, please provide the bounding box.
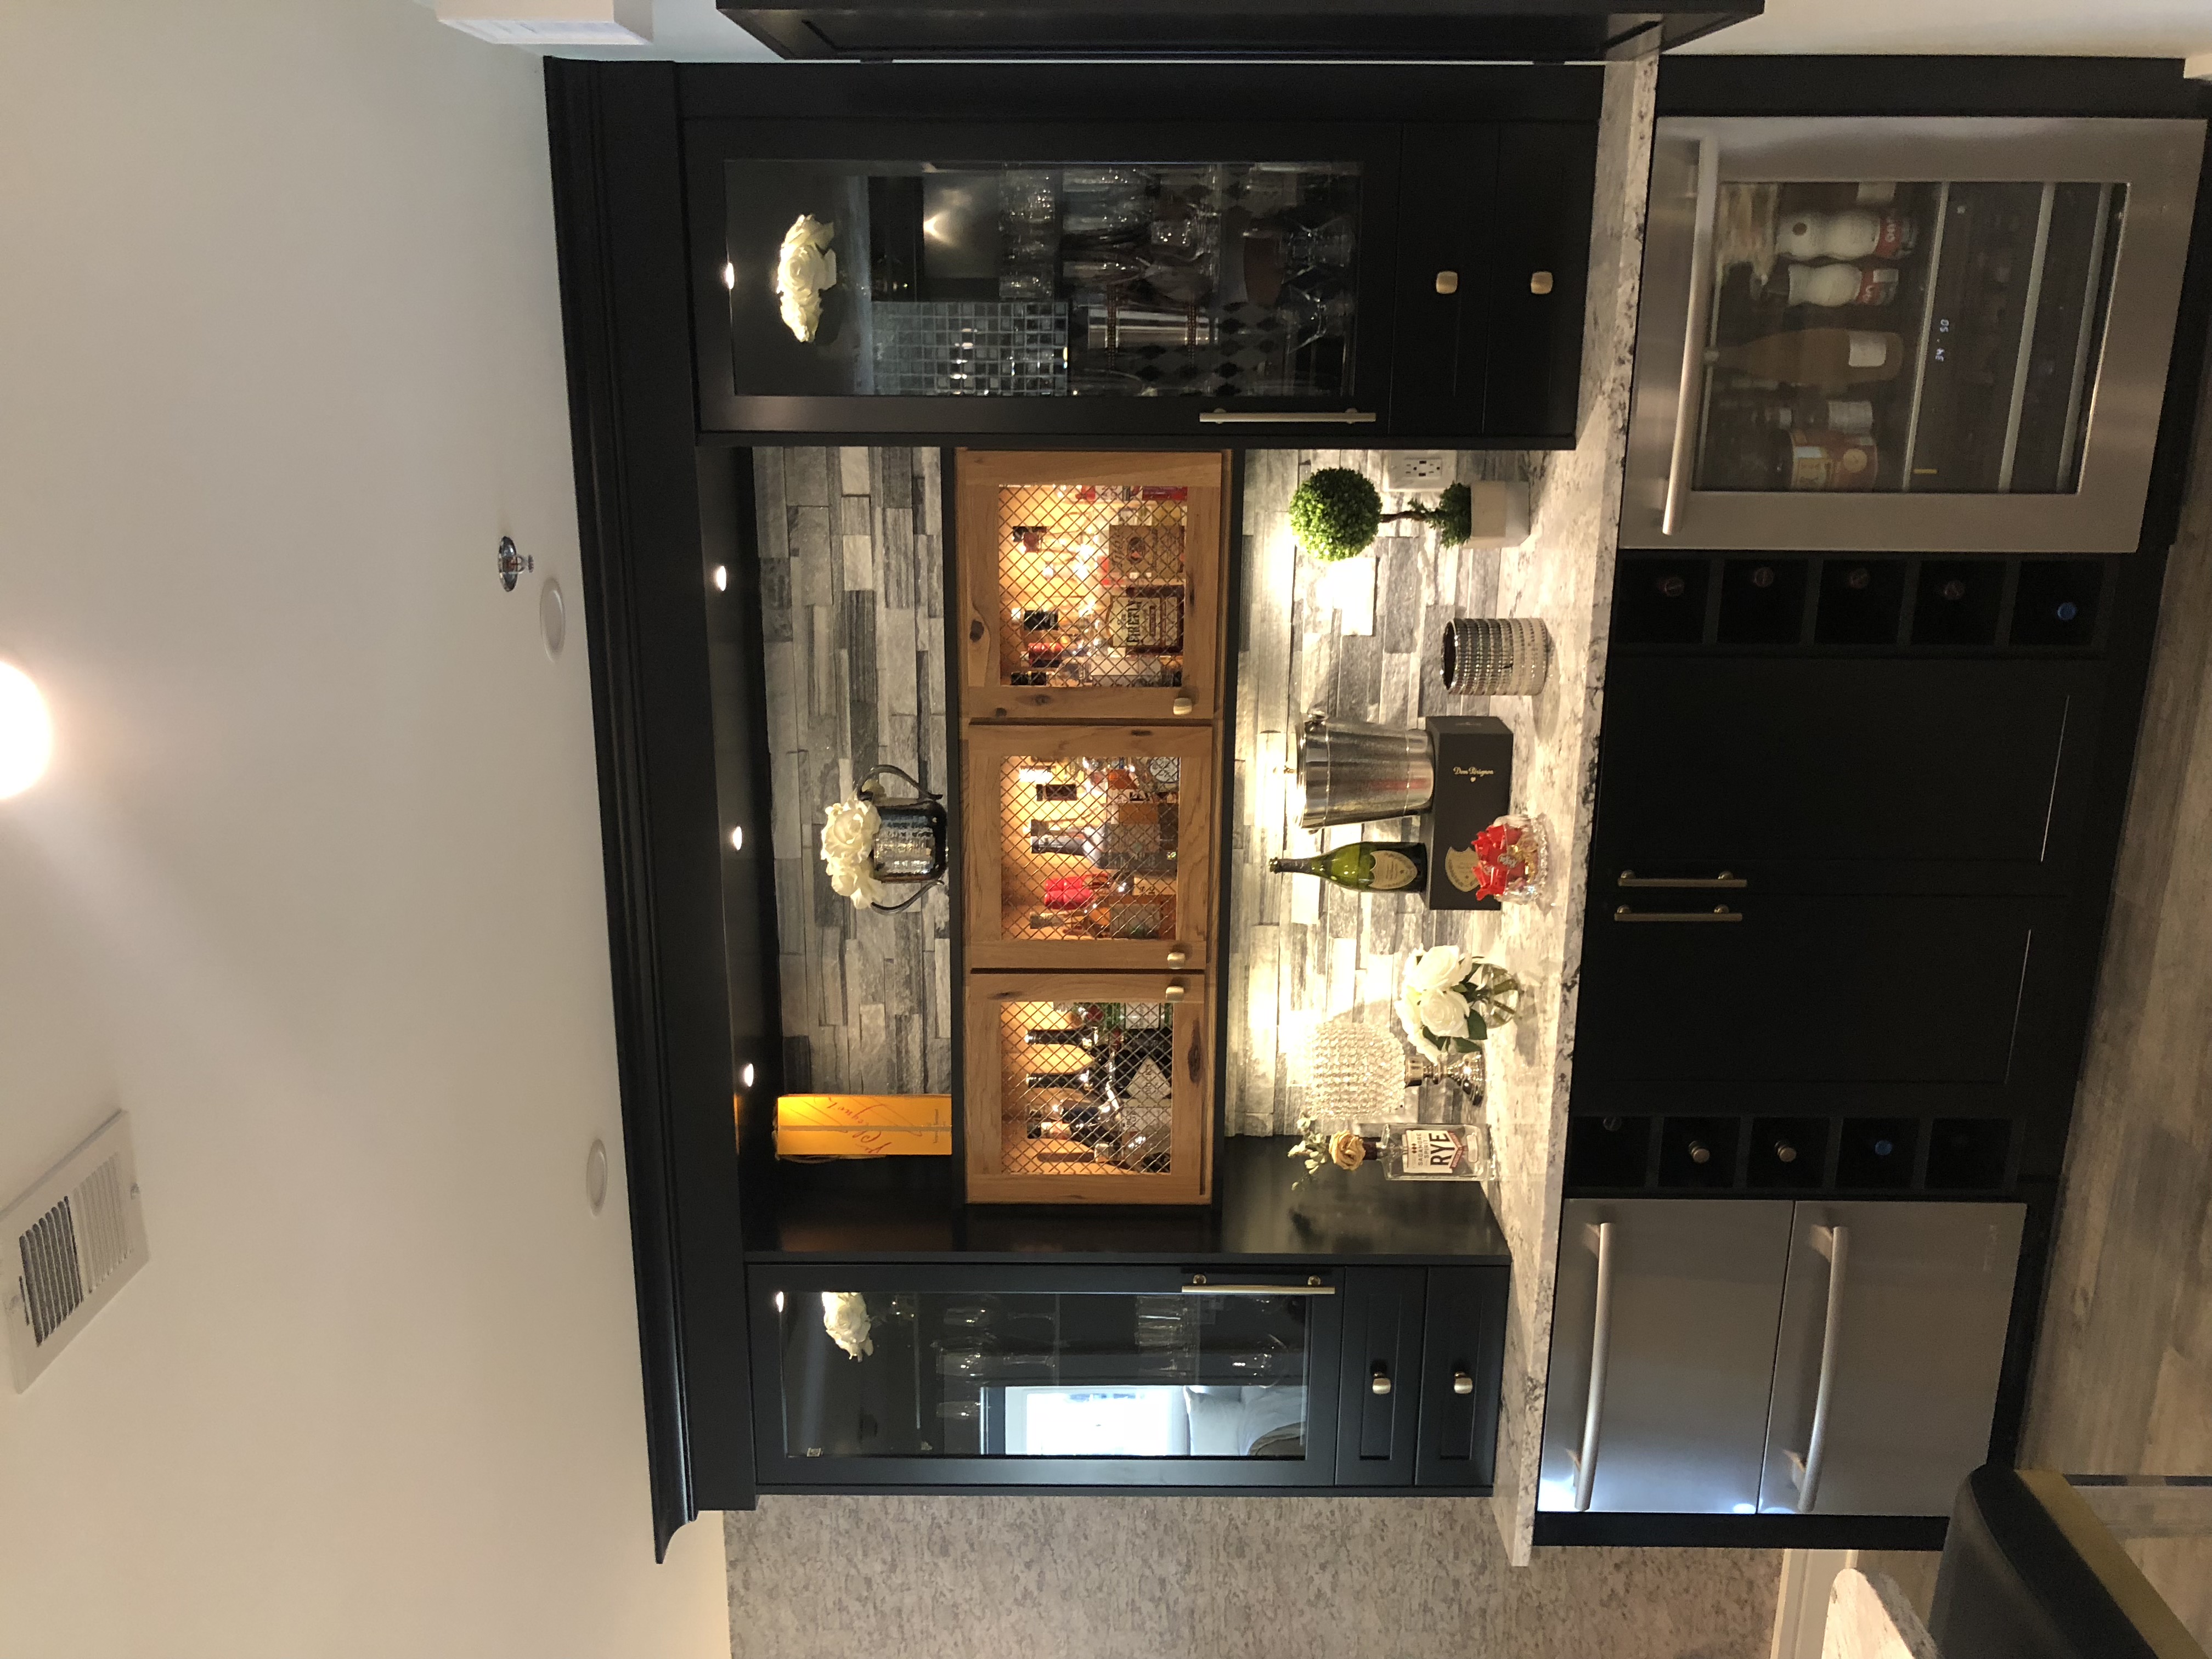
[730,825,744,851]
[713,565,729,592]
[741,1063,756,1088]
[721,262,736,291]
[0,659,53,799]
[434,0,651,44]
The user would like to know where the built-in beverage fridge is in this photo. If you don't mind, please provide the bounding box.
[1623,117,2204,552]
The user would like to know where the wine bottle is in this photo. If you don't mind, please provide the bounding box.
[1269,840,1427,893]
[1026,1069,1099,1093]
[1784,263,1900,309]
[1710,329,1905,386]
[1774,207,1916,262]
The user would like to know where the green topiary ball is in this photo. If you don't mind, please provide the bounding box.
[1288,467,1382,562]
[1430,482,1473,550]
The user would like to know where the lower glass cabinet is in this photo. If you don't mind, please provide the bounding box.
[746,1264,1504,1491]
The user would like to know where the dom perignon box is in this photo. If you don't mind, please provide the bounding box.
[1424,715,1514,911]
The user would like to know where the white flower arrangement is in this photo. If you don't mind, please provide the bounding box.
[821,1291,874,1361]
[820,795,891,909]
[776,215,838,343]
[1396,946,1522,1063]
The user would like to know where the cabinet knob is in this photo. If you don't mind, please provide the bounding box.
[1164,981,1186,1003]
[1688,1140,1712,1165]
[1530,270,1555,295]
[1172,693,1195,715]
[1434,270,1459,296]
[1165,948,1188,965]
[1370,1364,1393,1396]
[1775,1141,1798,1165]
[1453,1370,1475,1397]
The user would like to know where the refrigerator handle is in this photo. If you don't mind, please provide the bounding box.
[1791,1222,1853,1514]
[1660,137,1720,539]
[1568,1220,1617,1512]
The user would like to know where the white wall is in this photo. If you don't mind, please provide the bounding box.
[0,4,728,1656]
[1677,0,2212,57]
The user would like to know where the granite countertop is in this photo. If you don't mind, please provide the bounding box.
[1221,58,1656,1564]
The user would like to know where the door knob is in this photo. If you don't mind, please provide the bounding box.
[1452,1370,1475,1396]
[1370,1364,1392,1396]
[1171,693,1195,715]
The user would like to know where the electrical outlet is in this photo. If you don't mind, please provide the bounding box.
[1385,451,1454,492]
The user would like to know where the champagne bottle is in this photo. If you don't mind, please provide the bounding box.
[1269,840,1427,893]
[1710,329,1905,387]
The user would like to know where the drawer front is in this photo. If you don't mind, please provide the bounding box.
[1414,1265,1508,1491]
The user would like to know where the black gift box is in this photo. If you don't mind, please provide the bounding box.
[1423,715,1515,910]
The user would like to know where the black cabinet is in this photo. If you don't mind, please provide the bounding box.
[685,100,1595,443]
[1591,655,2101,893]
[748,1261,1503,1492]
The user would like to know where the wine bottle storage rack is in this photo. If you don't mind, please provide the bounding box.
[1613,552,2107,655]
[1564,1111,2016,1198]
[995,750,1182,944]
[995,482,1192,691]
[990,997,1180,1179]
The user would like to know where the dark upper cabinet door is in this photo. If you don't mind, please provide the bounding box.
[686,120,1404,439]
[1414,1266,1506,1491]
[1334,1267,1424,1487]
[1592,656,2102,894]
[1578,891,2058,1085]
[1392,123,1594,442]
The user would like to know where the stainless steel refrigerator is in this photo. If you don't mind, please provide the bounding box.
[1622,116,2204,552]
[1538,1199,2025,1516]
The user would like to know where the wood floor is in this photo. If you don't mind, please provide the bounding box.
[2017,328,2212,1641]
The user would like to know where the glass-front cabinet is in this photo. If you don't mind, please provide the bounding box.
[1623,118,2204,551]
[687,120,1594,441]
[747,1265,1506,1491]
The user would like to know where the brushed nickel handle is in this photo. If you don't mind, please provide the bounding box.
[1530,270,1554,295]
[1614,905,1741,923]
[1453,1370,1475,1397]
[1370,1364,1393,1396]
[1617,870,1746,889]
[1435,270,1460,295]
[1182,1275,1334,1296]
[1791,1223,1853,1514]
[1165,948,1188,965]
[1171,693,1195,715]
[1198,408,1377,425]
[1662,136,1720,538]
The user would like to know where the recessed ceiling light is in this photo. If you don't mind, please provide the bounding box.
[741,1063,756,1088]
[585,1138,610,1214]
[0,659,53,799]
[539,577,566,659]
[730,825,744,851]
[721,262,736,291]
[713,565,729,592]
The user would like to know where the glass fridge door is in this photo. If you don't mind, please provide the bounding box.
[694,124,1401,436]
[1622,119,2203,552]
[753,1268,1339,1484]
[1695,180,2124,498]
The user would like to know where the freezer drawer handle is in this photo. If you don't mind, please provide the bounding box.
[1570,1220,1618,1512]
[1181,1276,1335,1296]
[1790,1223,1853,1514]
[1617,869,1746,889]
[1661,136,1721,539]
[1613,905,1741,923]
[1198,408,1378,425]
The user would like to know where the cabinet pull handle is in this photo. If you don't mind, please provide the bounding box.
[1181,1277,1335,1296]
[1171,693,1196,715]
[1617,869,1746,889]
[1572,1220,1617,1513]
[1662,135,1720,538]
[1452,1369,1475,1397]
[1198,408,1378,425]
[1371,1364,1393,1396]
[1790,1223,1852,1515]
[1613,905,1741,923]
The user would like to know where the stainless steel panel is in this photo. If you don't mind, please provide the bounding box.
[1539,1199,1793,1514]
[1758,1201,2025,1516]
[1624,117,2204,552]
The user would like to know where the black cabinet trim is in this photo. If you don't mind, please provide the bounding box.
[1659,56,2212,121]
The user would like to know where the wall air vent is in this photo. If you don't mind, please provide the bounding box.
[4,1111,148,1392]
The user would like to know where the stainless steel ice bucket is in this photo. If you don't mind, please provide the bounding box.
[1296,716,1435,830]
[857,764,947,910]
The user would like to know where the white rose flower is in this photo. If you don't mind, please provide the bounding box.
[1403,945,1471,994]
[1416,984,1472,1041]
[821,799,879,857]
[1398,994,1445,1063]
[776,216,838,343]
[821,1291,874,1361]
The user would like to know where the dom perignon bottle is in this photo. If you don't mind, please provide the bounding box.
[1269,841,1427,893]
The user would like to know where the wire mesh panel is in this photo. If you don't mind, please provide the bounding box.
[997,483,1190,691]
[998,751,1181,943]
[996,998,1178,1178]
